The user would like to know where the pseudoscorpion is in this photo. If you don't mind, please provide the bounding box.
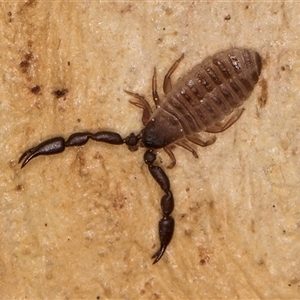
[19,48,262,263]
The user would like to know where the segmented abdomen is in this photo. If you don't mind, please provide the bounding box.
[162,48,262,134]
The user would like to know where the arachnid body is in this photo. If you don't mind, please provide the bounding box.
[19,48,262,264]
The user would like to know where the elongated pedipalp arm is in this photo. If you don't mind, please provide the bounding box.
[19,131,140,168]
[143,149,175,264]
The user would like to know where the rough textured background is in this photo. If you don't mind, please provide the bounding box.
[1,1,300,299]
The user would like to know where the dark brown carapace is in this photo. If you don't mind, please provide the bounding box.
[19,48,262,264]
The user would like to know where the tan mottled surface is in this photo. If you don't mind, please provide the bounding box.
[1,1,300,299]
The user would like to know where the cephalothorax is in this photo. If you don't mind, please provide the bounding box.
[19,48,262,264]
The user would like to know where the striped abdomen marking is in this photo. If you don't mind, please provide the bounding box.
[162,48,262,134]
